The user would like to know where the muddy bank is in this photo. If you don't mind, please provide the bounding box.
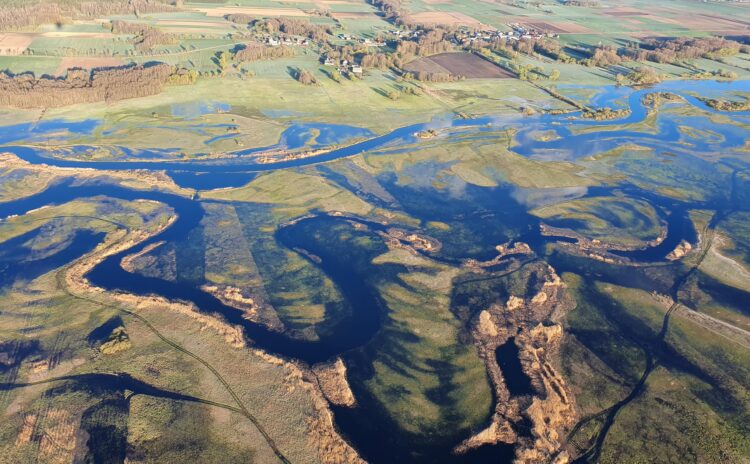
[463,242,533,271]
[312,358,356,407]
[201,283,285,332]
[0,152,190,198]
[456,262,577,463]
[380,227,442,254]
[254,351,363,463]
[541,222,668,253]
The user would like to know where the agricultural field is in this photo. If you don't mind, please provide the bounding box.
[403,51,515,78]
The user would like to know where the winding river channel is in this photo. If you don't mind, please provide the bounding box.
[2,79,750,462]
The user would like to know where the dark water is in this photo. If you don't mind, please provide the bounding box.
[0,226,103,290]
[168,171,258,189]
[1,80,749,462]
[495,338,534,397]
[0,181,396,363]
[0,176,706,463]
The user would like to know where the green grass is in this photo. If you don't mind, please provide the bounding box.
[0,56,61,75]
[532,194,663,249]
[203,169,374,216]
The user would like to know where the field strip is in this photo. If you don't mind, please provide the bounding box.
[674,304,750,350]
[193,6,309,17]
[6,41,246,60]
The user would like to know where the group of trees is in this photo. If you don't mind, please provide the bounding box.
[621,36,747,64]
[473,34,747,79]
[211,43,296,76]
[295,68,316,85]
[413,71,459,82]
[702,97,750,112]
[360,53,391,70]
[368,0,409,26]
[481,37,575,64]
[320,27,454,75]
[531,39,576,63]
[0,0,176,31]
[626,66,661,85]
[0,63,175,107]
[225,13,256,25]
[583,45,622,67]
[273,18,331,40]
[166,67,198,85]
[110,20,175,52]
[404,30,453,56]
[227,16,332,41]
[234,43,295,62]
[392,29,453,68]
[322,45,394,70]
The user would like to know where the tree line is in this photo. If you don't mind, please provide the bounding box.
[620,36,748,63]
[368,0,409,26]
[0,63,177,108]
[234,43,295,62]
[0,0,177,31]
[227,16,332,41]
[110,20,175,52]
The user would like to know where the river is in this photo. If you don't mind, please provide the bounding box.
[1,80,749,462]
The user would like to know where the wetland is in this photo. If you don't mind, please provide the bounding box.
[2,78,750,463]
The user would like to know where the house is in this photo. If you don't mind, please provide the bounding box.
[350,65,363,76]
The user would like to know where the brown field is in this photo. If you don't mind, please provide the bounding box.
[0,33,34,55]
[407,11,486,28]
[556,21,593,33]
[195,6,309,17]
[649,13,750,32]
[55,57,124,74]
[403,52,514,79]
[520,21,592,34]
[521,21,569,34]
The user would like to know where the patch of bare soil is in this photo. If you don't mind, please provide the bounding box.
[404,52,514,79]
[456,262,578,463]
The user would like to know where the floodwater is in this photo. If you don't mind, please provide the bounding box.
[3,80,748,188]
[1,80,749,463]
